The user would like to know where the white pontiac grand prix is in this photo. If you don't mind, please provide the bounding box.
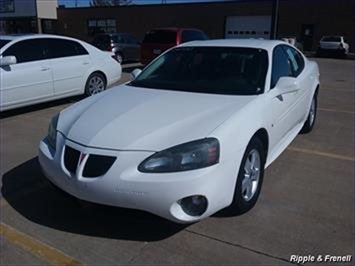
[39,39,320,223]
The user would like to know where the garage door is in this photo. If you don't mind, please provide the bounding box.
[225,16,272,39]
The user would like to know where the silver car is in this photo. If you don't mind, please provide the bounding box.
[317,36,349,57]
[93,33,141,63]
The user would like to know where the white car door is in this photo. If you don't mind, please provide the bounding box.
[268,45,301,149]
[282,45,313,124]
[46,38,91,96]
[0,39,53,110]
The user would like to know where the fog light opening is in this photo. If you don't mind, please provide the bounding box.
[179,195,208,217]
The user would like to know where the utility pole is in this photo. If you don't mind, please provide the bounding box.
[270,0,279,40]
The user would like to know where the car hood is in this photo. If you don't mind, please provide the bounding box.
[60,85,256,151]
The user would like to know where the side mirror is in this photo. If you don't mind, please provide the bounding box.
[0,55,17,67]
[275,76,300,94]
[131,68,142,79]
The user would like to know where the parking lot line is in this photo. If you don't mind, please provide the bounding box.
[288,147,354,161]
[318,107,354,115]
[0,223,82,266]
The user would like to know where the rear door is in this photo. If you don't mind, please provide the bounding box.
[0,38,54,109]
[46,38,91,96]
[124,34,141,61]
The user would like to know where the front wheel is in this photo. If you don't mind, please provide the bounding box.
[300,93,317,134]
[85,73,106,96]
[228,137,265,214]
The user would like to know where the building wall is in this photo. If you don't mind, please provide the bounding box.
[57,1,273,41]
[57,0,354,52]
[278,0,354,51]
[0,0,36,18]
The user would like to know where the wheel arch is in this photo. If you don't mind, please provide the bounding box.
[250,128,269,160]
[89,70,107,85]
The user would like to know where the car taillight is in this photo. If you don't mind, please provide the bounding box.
[108,43,115,51]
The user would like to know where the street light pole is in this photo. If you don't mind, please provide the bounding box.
[270,0,279,40]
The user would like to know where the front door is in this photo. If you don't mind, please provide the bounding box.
[0,39,53,110]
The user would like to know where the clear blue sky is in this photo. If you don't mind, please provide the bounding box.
[59,0,233,8]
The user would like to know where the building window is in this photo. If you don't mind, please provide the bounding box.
[88,19,117,36]
[0,0,14,13]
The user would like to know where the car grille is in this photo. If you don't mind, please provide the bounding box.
[64,145,81,174]
[83,154,116,178]
[63,145,116,177]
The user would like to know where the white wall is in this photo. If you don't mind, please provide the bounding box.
[37,0,58,19]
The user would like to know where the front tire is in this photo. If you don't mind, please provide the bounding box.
[229,137,265,214]
[85,72,106,96]
[300,93,317,134]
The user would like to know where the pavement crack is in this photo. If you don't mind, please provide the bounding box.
[127,241,149,264]
[185,228,302,265]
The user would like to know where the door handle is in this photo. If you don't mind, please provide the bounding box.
[41,66,50,71]
[83,62,90,65]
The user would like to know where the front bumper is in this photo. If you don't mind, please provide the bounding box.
[38,132,241,223]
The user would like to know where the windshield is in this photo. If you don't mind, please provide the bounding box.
[129,47,268,95]
[322,36,341,42]
[0,40,11,49]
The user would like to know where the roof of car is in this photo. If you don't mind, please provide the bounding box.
[0,34,83,42]
[150,27,204,32]
[180,39,286,51]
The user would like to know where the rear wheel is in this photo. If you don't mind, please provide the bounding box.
[300,93,317,134]
[85,72,106,96]
[228,137,265,214]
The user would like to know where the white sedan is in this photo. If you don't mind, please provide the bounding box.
[0,34,121,111]
[39,39,320,223]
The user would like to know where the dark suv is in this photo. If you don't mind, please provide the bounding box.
[140,28,208,65]
[93,33,140,63]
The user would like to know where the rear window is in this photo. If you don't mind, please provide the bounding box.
[143,30,176,44]
[322,36,341,42]
[181,30,208,43]
[0,40,11,49]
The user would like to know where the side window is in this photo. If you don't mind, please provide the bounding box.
[3,39,46,64]
[181,30,207,43]
[282,45,304,77]
[126,35,139,45]
[46,39,88,59]
[271,46,292,88]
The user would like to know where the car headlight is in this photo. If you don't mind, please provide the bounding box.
[46,113,59,151]
[138,138,219,173]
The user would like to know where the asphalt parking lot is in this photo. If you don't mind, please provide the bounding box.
[1,58,354,265]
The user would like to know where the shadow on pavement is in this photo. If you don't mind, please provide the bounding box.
[0,96,82,119]
[1,157,187,241]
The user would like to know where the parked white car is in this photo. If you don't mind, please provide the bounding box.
[318,36,349,56]
[0,34,121,111]
[39,39,320,223]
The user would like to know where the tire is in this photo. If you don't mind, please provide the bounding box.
[115,52,123,64]
[85,72,106,96]
[228,137,266,214]
[300,93,317,134]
